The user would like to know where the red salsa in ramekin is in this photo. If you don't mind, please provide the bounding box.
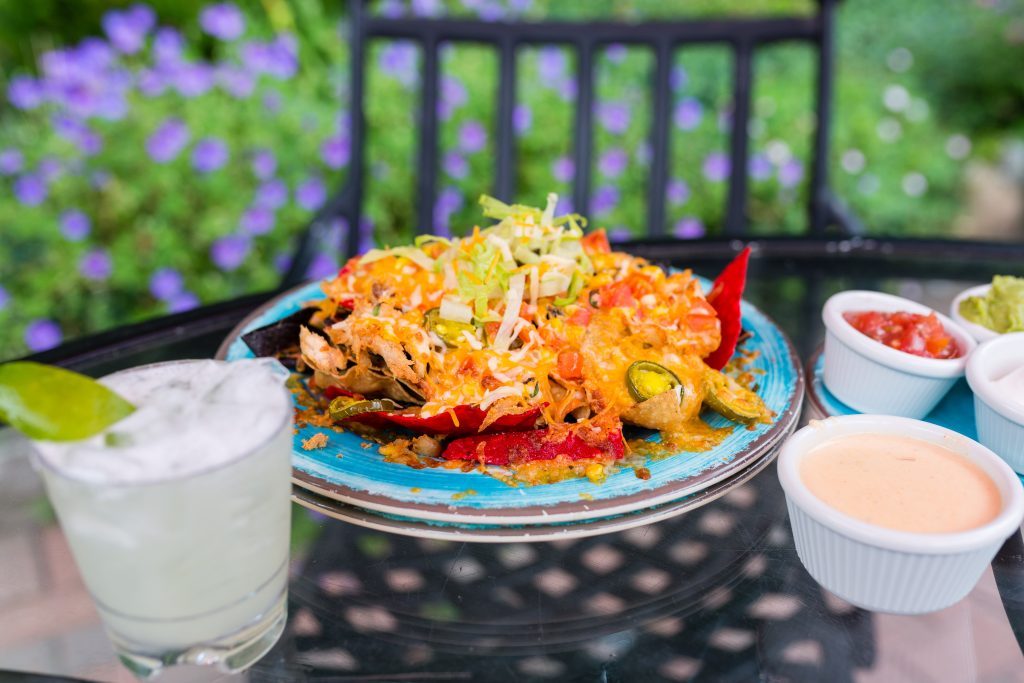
[842,310,963,360]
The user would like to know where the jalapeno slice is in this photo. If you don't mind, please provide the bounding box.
[329,396,402,421]
[702,367,766,423]
[626,360,682,403]
[424,308,477,348]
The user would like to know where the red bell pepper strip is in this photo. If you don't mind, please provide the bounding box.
[441,425,626,466]
[704,246,750,370]
[343,403,542,436]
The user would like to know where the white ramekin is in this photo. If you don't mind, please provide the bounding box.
[966,332,1024,474]
[822,290,977,418]
[950,284,1000,343]
[778,414,1024,614]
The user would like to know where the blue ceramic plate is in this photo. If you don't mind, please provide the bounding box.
[219,279,804,526]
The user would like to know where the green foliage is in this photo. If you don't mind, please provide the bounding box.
[0,0,1018,359]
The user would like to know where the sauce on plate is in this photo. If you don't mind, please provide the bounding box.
[801,433,1001,533]
[843,310,961,359]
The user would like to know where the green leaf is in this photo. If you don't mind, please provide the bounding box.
[0,362,135,442]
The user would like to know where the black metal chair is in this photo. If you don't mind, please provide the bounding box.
[282,0,856,285]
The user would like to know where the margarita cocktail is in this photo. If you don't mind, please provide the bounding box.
[32,359,293,677]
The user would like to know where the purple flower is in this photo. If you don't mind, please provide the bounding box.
[555,196,573,216]
[60,210,91,241]
[378,0,405,18]
[778,158,804,188]
[674,97,703,130]
[673,217,706,240]
[513,103,532,135]
[749,153,772,181]
[438,75,467,119]
[255,179,288,209]
[216,65,255,98]
[671,64,688,90]
[149,267,184,300]
[537,47,566,82]
[0,285,8,311]
[7,76,44,110]
[552,156,574,183]
[442,152,468,179]
[598,148,628,178]
[102,4,156,54]
[606,44,627,64]
[437,186,463,214]
[91,170,111,188]
[25,320,62,352]
[251,149,277,179]
[702,152,730,182]
[200,3,246,41]
[508,0,533,13]
[273,252,293,274]
[173,63,215,97]
[146,118,190,163]
[297,177,327,211]
[153,27,184,64]
[306,253,339,279]
[377,42,418,87]
[13,174,47,206]
[138,69,167,97]
[210,235,250,271]
[168,291,200,313]
[192,137,229,173]
[597,101,630,135]
[240,206,275,235]
[667,178,690,205]
[79,249,113,281]
[411,0,443,17]
[75,38,115,70]
[608,227,632,243]
[590,186,619,215]
[0,149,23,175]
[321,134,350,169]
[476,1,505,20]
[241,34,298,80]
[458,121,487,153]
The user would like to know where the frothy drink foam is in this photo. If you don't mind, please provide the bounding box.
[35,359,291,484]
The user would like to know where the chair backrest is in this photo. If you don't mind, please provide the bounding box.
[283,0,842,285]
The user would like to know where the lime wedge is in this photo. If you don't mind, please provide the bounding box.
[0,362,135,441]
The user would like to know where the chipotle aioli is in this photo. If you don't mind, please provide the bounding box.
[801,433,1001,533]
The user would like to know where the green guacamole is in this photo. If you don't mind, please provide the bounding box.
[959,275,1024,333]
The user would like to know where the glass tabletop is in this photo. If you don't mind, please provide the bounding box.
[2,238,1023,683]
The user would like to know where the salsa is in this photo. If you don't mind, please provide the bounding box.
[843,310,962,359]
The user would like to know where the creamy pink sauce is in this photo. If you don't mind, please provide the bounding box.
[800,433,1001,533]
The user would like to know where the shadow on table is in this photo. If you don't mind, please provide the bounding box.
[249,465,876,682]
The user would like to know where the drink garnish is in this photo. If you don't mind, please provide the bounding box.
[0,361,135,441]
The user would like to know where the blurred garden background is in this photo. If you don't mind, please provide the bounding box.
[1,0,1023,359]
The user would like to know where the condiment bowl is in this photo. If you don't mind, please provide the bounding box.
[778,414,1024,614]
[951,284,1000,343]
[822,290,977,418]
[966,332,1024,474]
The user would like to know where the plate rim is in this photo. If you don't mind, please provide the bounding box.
[219,279,804,525]
[290,444,780,542]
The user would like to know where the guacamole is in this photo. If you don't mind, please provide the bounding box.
[959,275,1024,333]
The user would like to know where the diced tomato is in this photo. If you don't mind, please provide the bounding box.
[441,425,626,466]
[601,281,637,308]
[557,350,584,379]
[567,305,592,326]
[842,310,961,359]
[582,229,611,255]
